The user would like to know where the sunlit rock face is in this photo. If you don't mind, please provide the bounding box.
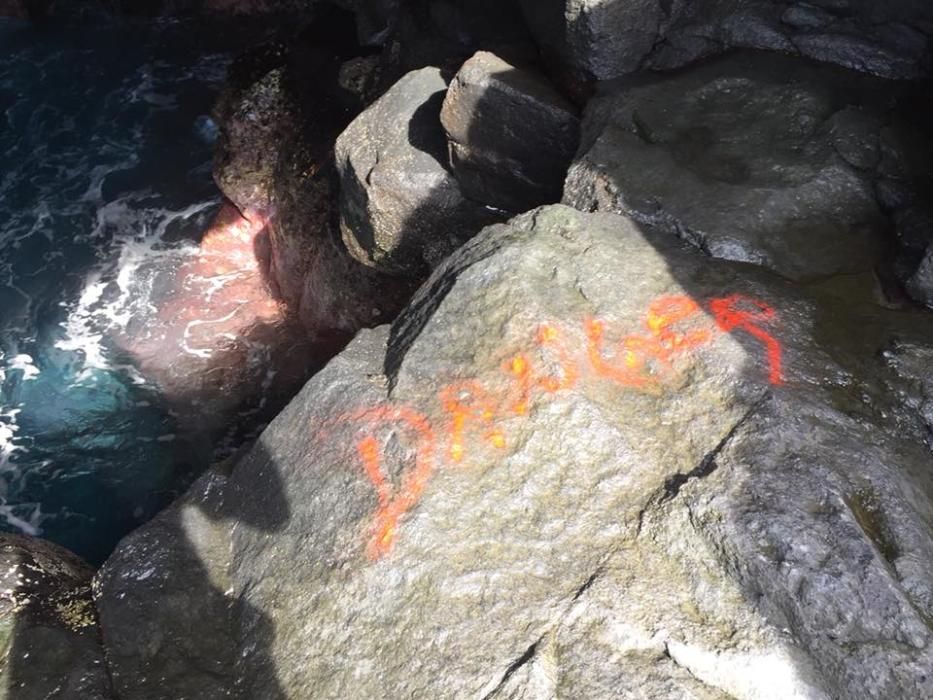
[97,205,933,698]
[115,201,314,444]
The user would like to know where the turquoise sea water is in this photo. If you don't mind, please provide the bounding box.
[0,17,241,563]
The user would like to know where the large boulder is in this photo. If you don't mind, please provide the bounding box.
[564,51,900,282]
[335,66,504,275]
[93,462,288,700]
[0,534,112,699]
[440,50,580,212]
[518,0,674,83]
[517,0,932,82]
[98,204,933,697]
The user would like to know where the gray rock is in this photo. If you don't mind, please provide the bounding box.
[440,51,579,212]
[883,339,933,435]
[177,204,929,698]
[907,245,933,307]
[94,462,289,699]
[516,0,932,82]
[518,0,674,82]
[0,534,112,699]
[781,4,835,30]
[829,105,882,171]
[662,1,933,79]
[335,66,504,275]
[564,51,891,281]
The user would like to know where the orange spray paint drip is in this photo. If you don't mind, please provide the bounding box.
[708,294,783,385]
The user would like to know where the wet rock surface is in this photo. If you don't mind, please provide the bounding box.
[335,66,504,275]
[100,205,933,697]
[564,51,926,282]
[517,0,932,82]
[210,8,414,343]
[0,534,112,699]
[440,51,580,212]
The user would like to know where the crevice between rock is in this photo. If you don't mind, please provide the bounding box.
[481,636,542,700]
[635,392,771,538]
[663,392,769,503]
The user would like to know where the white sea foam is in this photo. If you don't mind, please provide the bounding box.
[0,503,41,537]
[8,354,39,381]
[55,197,218,383]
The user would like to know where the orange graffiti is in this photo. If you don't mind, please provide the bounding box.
[709,295,783,385]
[438,381,506,461]
[342,405,436,559]
[505,324,581,414]
[333,293,783,559]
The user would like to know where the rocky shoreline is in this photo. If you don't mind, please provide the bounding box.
[3,1,933,698]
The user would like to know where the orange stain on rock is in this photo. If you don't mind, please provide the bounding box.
[439,382,508,461]
[585,318,661,391]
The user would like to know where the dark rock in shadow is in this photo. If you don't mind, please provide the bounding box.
[93,442,290,699]
[1,534,113,699]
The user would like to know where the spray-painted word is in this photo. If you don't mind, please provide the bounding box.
[328,294,783,559]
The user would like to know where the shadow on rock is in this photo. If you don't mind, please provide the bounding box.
[91,440,291,699]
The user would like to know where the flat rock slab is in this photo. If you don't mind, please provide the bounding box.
[564,51,896,282]
[441,50,579,212]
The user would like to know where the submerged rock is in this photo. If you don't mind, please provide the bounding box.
[440,50,579,212]
[564,51,898,282]
[0,534,112,699]
[100,205,933,697]
[335,66,503,275]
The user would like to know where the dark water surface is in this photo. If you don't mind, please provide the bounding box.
[0,16,257,563]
